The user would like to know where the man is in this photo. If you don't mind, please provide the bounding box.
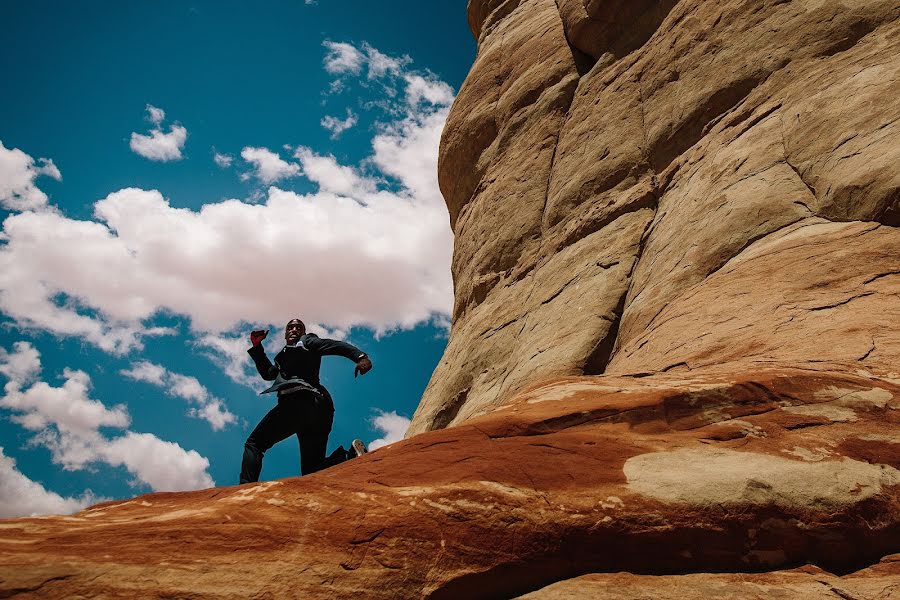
[239,318,373,484]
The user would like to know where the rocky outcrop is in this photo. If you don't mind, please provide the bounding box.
[1,367,898,598]
[1,1,899,597]
[410,0,900,434]
[519,556,900,599]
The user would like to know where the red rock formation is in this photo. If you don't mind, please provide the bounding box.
[1,367,898,597]
[2,1,899,597]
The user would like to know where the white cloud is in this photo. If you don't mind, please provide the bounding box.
[195,333,258,387]
[146,105,166,126]
[368,410,410,450]
[0,44,455,358]
[293,146,375,196]
[323,41,365,75]
[130,105,187,162]
[0,140,62,211]
[100,432,213,491]
[5,368,131,436]
[213,151,233,168]
[0,341,41,386]
[362,43,410,80]
[404,74,455,108]
[323,41,410,81]
[120,360,235,430]
[119,360,166,385]
[1,343,129,436]
[320,109,358,139]
[240,146,300,184]
[0,447,98,517]
[188,399,235,431]
[0,342,215,500]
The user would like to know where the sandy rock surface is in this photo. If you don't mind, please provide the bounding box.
[409,0,900,434]
[1,367,898,598]
[518,555,900,599]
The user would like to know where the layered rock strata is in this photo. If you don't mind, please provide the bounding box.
[1,1,899,598]
[1,367,898,598]
[410,0,900,434]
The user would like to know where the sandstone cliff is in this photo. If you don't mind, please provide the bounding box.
[409,0,900,433]
[1,1,899,598]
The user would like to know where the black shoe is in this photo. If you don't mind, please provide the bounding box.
[324,445,349,468]
[350,439,368,458]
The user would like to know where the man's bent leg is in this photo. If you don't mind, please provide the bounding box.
[297,396,335,475]
[239,402,297,484]
[299,430,331,475]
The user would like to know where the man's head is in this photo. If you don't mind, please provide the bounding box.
[285,319,306,344]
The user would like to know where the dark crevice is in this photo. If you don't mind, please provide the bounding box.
[864,271,900,285]
[0,575,74,598]
[814,16,879,59]
[858,340,876,362]
[552,187,658,254]
[649,74,765,173]
[432,388,470,430]
[805,292,875,312]
[701,216,810,283]
[582,293,626,375]
[660,361,690,373]
[781,115,819,203]
[603,190,660,366]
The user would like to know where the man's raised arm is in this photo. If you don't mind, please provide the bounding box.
[303,334,372,377]
[247,329,278,381]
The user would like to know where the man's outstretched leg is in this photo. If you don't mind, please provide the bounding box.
[240,402,297,484]
[297,394,334,475]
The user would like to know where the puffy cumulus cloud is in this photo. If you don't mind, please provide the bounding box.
[368,410,410,451]
[404,74,456,108]
[323,40,410,82]
[147,105,166,126]
[0,341,41,387]
[129,105,187,162]
[0,140,62,211]
[0,342,215,502]
[119,360,166,385]
[0,447,98,517]
[1,343,129,436]
[100,432,213,491]
[5,368,131,436]
[320,109,358,139]
[121,360,235,430]
[195,333,259,387]
[213,151,233,168]
[293,147,375,196]
[323,41,365,75]
[0,209,176,354]
[362,43,410,80]
[240,146,300,184]
[0,158,451,344]
[0,46,454,357]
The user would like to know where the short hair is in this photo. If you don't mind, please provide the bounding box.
[286,318,305,330]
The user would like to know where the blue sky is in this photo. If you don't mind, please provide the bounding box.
[0,1,474,516]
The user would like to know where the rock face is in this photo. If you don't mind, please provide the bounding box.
[409,0,900,433]
[2,1,899,598]
[519,556,900,600]
[1,367,898,598]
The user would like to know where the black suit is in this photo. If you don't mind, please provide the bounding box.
[239,334,367,483]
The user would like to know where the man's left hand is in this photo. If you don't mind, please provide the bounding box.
[354,356,372,378]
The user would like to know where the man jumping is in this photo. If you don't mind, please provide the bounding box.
[239,318,373,484]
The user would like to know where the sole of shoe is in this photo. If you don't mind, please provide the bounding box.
[351,439,368,457]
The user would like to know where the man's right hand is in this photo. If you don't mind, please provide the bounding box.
[250,329,268,347]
